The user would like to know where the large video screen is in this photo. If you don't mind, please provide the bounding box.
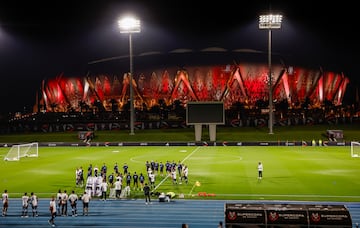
[186,101,225,125]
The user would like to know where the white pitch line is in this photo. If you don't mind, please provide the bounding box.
[198,193,360,199]
[153,147,201,191]
[189,182,197,195]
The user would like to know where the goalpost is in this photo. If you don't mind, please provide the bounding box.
[4,142,39,161]
[350,141,360,158]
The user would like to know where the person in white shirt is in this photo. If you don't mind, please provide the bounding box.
[258,161,263,180]
[30,192,38,217]
[114,179,122,199]
[75,167,82,187]
[68,190,78,216]
[94,166,99,177]
[21,192,30,217]
[2,189,9,217]
[171,169,177,184]
[56,189,62,215]
[49,195,57,227]
[149,172,155,188]
[78,167,84,187]
[147,167,152,176]
[81,192,91,216]
[61,190,68,216]
[100,179,108,201]
[183,166,189,184]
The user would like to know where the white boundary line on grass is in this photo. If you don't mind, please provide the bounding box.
[153,146,201,191]
[206,193,360,199]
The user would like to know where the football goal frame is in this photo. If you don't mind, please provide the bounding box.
[350,141,360,158]
[4,142,39,161]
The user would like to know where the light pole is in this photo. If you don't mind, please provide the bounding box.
[259,14,282,134]
[118,17,141,135]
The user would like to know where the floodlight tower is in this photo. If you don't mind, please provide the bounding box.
[118,16,141,135]
[259,14,283,134]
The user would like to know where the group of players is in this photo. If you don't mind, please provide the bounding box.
[1,190,39,218]
[80,160,189,198]
[20,192,39,217]
[1,188,90,217]
[1,160,190,223]
[49,189,90,226]
[55,189,86,217]
[145,160,189,185]
[2,190,40,220]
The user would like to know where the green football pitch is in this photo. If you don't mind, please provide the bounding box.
[1,145,359,202]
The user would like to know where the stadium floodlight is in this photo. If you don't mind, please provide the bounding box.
[118,16,141,135]
[259,14,282,135]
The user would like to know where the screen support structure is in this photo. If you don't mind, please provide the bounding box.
[186,101,224,142]
[194,124,217,141]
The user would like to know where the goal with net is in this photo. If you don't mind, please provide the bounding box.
[4,142,39,161]
[351,141,360,158]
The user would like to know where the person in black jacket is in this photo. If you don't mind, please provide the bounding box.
[143,183,151,204]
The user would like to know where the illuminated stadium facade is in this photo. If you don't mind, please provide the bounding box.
[40,61,348,112]
[14,48,353,132]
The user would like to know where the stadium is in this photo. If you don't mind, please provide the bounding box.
[1,1,359,226]
[1,49,360,228]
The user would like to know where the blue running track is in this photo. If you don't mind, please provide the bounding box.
[1,199,359,227]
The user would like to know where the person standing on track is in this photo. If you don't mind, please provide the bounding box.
[61,190,68,216]
[143,183,151,204]
[56,189,62,216]
[68,190,78,216]
[81,191,91,216]
[21,192,30,217]
[2,189,9,217]
[49,195,57,227]
[30,192,39,217]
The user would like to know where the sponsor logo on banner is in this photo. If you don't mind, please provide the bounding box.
[268,211,279,222]
[310,212,321,222]
[227,211,237,221]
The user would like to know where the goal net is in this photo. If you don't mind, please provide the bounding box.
[351,141,360,158]
[4,142,39,161]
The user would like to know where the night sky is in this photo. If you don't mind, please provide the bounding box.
[0,0,357,114]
